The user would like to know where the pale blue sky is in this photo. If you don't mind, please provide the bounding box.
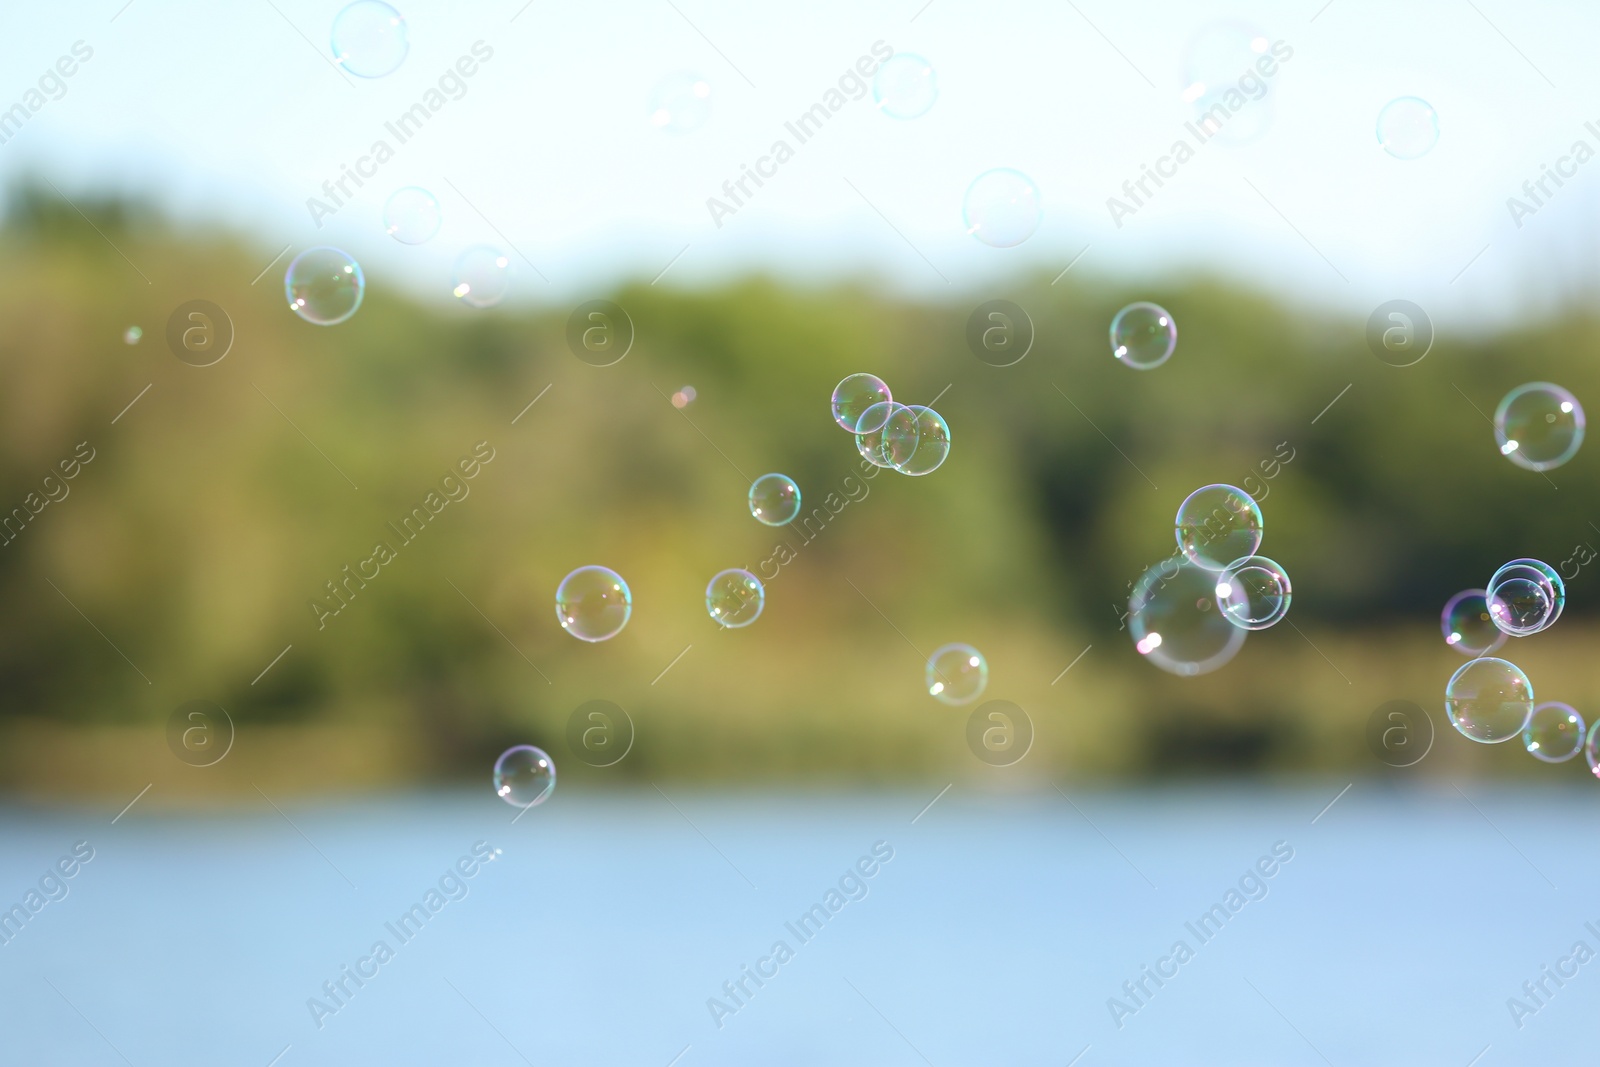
[3,0,1598,322]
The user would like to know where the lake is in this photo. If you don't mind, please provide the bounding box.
[0,782,1593,1065]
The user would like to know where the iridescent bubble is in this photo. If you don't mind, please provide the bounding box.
[1524,702,1584,763]
[1494,382,1584,472]
[1445,656,1533,743]
[1487,559,1563,637]
[749,473,801,525]
[383,186,441,244]
[896,406,950,476]
[1376,96,1439,160]
[1181,22,1276,144]
[555,565,632,642]
[963,168,1042,248]
[706,568,764,628]
[452,246,511,308]
[1175,484,1263,570]
[1110,302,1177,370]
[1586,720,1600,781]
[1440,589,1507,657]
[285,247,365,326]
[1129,558,1246,676]
[856,402,920,469]
[832,373,892,432]
[873,53,937,119]
[493,745,556,807]
[649,72,712,133]
[330,1,409,79]
[123,326,142,345]
[927,643,987,705]
[1215,556,1291,630]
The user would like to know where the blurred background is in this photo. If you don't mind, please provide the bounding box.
[4,2,1600,1065]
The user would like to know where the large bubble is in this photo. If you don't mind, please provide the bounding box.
[1129,558,1247,676]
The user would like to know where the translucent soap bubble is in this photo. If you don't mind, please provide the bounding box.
[856,402,920,469]
[1110,302,1177,370]
[927,643,987,705]
[285,247,365,326]
[123,326,142,345]
[649,72,712,133]
[749,473,801,525]
[1175,484,1264,570]
[330,1,409,79]
[1440,589,1507,657]
[1129,558,1246,676]
[383,186,441,244]
[1487,559,1563,636]
[963,168,1042,248]
[832,373,892,432]
[896,406,950,476]
[1215,556,1291,630]
[1376,96,1439,160]
[1586,721,1600,781]
[452,246,511,308]
[1494,382,1584,472]
[706,568,764,628]
[493,745,556,807]
[1181,22,1276,144]
[873,53,937,119]
[1445,657,1533,743]
[1524,702,1584,763]
[555,565,632,642]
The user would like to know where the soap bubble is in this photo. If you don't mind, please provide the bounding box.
[706,568,764,628]
[963,168,1041,247]
[749,473,801,526]
[1586,721,1600,781]
[1129,558,1246,676]
[832,373,892,432]
[285,247,365,326]
[1215,556,1291,630]
[1494,382,1584,472]
[873,53,937,119]
[927,643,987,705]
[1110,302,1177,370]
[1524,702,1584,763]
[383,186,442,244]
[1445,657,1533,743]
[452,246,511,308]
[1376,96,1439,160]
[1175,484,1263,570]
[896,406,950,476]
[123,326,142,345]
[1487,559,1563,637]
[1440,589,1507,657]
[856,402,920,469]
[649,72,712,133]
[555,566,632,642]
[330,1,409,78]
[1181,22,1276,144]
[493,745,555,807]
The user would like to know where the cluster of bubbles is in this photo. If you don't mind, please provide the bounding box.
[1129,484,1291,676]
[1494,382,1585,472]
[1438,558,1600,777]
[830,373,951,476]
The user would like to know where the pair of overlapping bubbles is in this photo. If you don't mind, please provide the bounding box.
[1439,560,1565,657]
[829,374,950,476]
[1129,484,1290,677]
